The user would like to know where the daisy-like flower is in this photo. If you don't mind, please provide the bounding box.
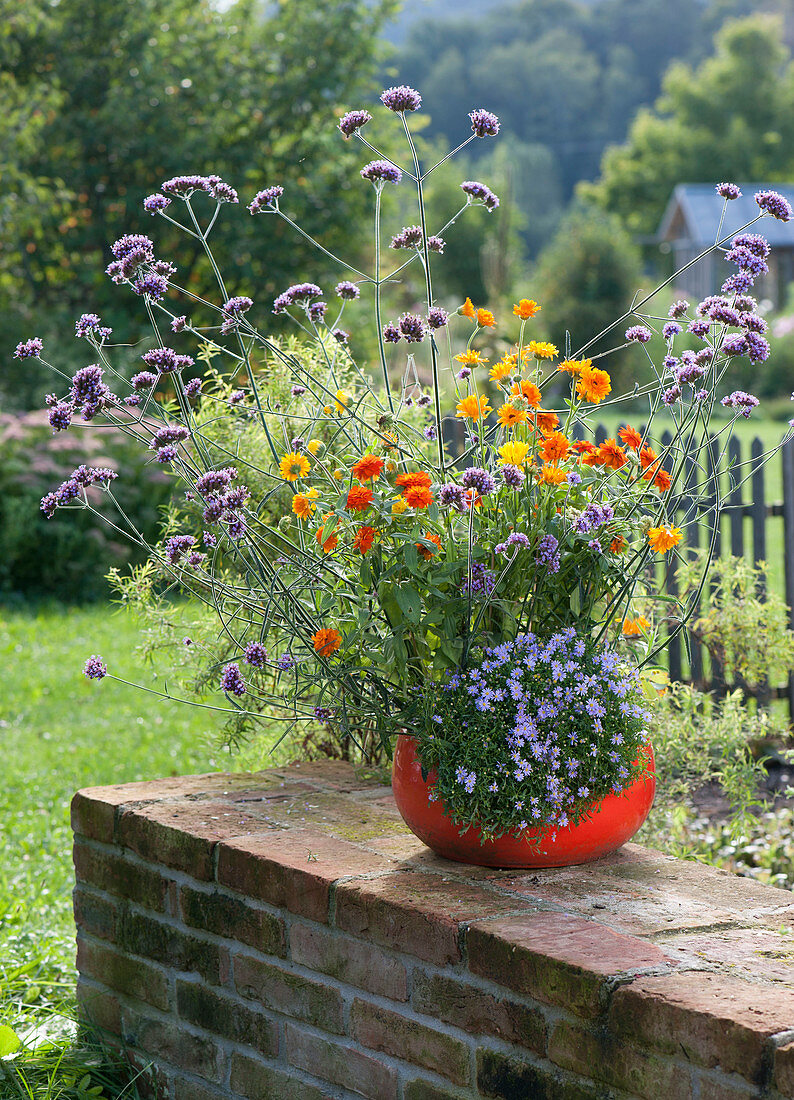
[395,471,432,490]
[498,441,530,465]
[352,454,385,482]
[489,358,515,382]
[539,431,570,464]
[460,297,476,319]
[540,464,568,485]
[610,536,626,553]
[280,452,311,481]
[346,486,374,512]
[312,627,342,656]
[334,389,351,414]
[391,498,410,515]
[527,340,558,359]
[558,358,588,374]
[513,299,541,320]
[456,394,492,420]
[403,485,433,509]
[315,513,338,553]
[618,425,643,449]
[454,349,489,367]
[476,308,496,328]
[510,380,542,408]
[528,410,560,435]
[292,488,319,520]
[597,439,627,469]
[623,616,650,636]
[353,526,376,554]
[497,404,527,428]
[648,525,683,553]
[576,364,612,404]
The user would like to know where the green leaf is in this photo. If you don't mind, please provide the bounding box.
[404,543,419,572]
[395,584,421,624]
[0,1025,21,1058]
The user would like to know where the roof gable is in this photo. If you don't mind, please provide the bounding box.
[658,184,794,247]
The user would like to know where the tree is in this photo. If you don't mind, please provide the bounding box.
[1,0,397,407]
[582,16,794,235]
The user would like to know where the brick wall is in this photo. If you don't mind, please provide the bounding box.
[72,762,794,1100]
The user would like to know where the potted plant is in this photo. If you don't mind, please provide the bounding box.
[26,85,791,867]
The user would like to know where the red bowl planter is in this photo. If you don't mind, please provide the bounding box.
[391,734,656,868]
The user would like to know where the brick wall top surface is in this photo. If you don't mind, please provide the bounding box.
[73,760,794,1097]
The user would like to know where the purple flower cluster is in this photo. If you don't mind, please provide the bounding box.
[398,313,426,342]
[244,642,268,668]
[338,110,372,139]
[469,108,499,137]
[143,194,171,215]
[461,561,496,598]
[195,466,249,541]
[83,655,107,680]
[15,337,43,359]
[461,467,497,496]
[220,663,246,697]
[360,160,402,185]
[142,347,194,374]
[390,225,422,249]
[335,281,360,301]
[427,307,449,330]
[755,189,792,222]
[248,185,284,213]
[668,300,689,319]
[381,85,422,112]
[75,313,112,340]
[40,465,117,518]
[161,174,238,203]
[717,183,742,199]
[721,390,760,418]
[460,180,499,211]
[572,501,614,536]
[438,483,467,512]
[273,283,322,315]
[625,325,651,343]
[536,534,561,574]
[495,531,531,556]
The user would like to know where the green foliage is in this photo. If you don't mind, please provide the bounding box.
[0,0,397,409]
[677,552,794,691]
[583,14,794,235]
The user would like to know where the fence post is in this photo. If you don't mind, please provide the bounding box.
[781,439,794,719]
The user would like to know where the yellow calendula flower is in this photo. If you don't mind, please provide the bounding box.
[323,404,334,415]
[497,404,527,428]
[385,461,397,473]
[498,441,530,465]
[333,468,345,480]
[335,389,351,414]
[391,498,410,515]
[527,340,558,360]
[306,439,323,456]
[292,487,319,520]
[461,297,476,319]
[489,359,514,382]
[280,452,311,481]
[454,349,489,367]
[456,393,492,420]
[513,299,541,320]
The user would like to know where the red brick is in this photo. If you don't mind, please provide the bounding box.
[349,998,470,1086]
[76,978,122,1036]
[179,884,286,956]
[403,1080,468,1100]
[73,886,119,941]
[476,1047,601,1100]
[467,911,674,1018]
[116,803,227,880]
[73,842,168,912]
[548,1018,692,1100]
[230,1051,332,1100]
[176,980,278,1055]
[289,922,408,1001]
[272,759,383,792]
[173,1080,230,1100]
[116,909,223,985]
[335,870,523,967]
[411,970,546,1054]
[121,1007,224,1082]
[610,971,794,1082]
[123,1053,172,1100]
[77,936,170,1011]
[217,828,394,923]
[285,1022,399,1099]
[772,1039,794,1096]
[233,953,344,1033]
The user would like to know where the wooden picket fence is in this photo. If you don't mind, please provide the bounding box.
[441,417,794,718]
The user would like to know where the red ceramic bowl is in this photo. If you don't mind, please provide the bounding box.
[391,734,655,868]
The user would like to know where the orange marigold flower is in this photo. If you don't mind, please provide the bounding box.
[618,424,643,449]
[610,536,626,554]
[315,514,338,553]
[395,470,432,490]
[476,308,496,328]
[639,444,658,469]
[416,532,441,560]
[497,403,527,428]
[513,298,541,320]
[345,486,373,512]
[653,468,672,492]
[456,393,492,420]
[648,525,683,554]
[623,616,650,636]
[312,627,342,657]
[576,364,612,404]
[403,485,433,509]
[510,380,542,408]
[597,439,627,470]
[353,525,376,554]
[540,464,568,485]
[352,454,385,482]
[527,340,558,360]
[558,358,589,374]
[572,439,597,455]
[540,431,570,464]
[461,297,476,319]
[454,349,489,366]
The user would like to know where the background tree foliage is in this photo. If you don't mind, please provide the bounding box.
[0,0,396,408]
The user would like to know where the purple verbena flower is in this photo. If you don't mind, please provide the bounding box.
[687,319,710,338]
[461,180,499,210]
[668,300,689,319]
[184,378,202,398]
[272,282,322,314]
[83,655,107,680]
[335,280,360,300]
[332,328,349,344]
[625,324,652,343]
[722,272,755,295]
[143,194,171,215]
[536,534,561,574]
[361,160,402,184]
[383,323,401,343]
[307,301,327,323]
[398,313,426,342]
[462,466,497,495]
[427,236,445,253]
[244,642,268,668]
[755,189,792,221]
[427,307,449,330]
[133,273,168,300]
[161,175,213,198]
[469,108,500,137]
[438,483,467,511]
[391,225,423,249]
[14,337,43,359]
[165,534,195,564]
[48,403,72,432]
[220,663,246,697]
[721,390,759,417]
[171,315,187,333]
[662,322,681,339]
[717,183,742,199]
[248,185,284,213]
[381,85,422,112]
[338,110,372,139]
[223,295,253,316]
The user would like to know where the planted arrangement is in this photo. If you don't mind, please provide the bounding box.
[22,83,793,856]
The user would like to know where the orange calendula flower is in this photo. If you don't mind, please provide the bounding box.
[461,297,476,319]
[353,526,376,554]
[653,468,672,493]
[345,486,373,512]
[639,445,658,470]
[312,627,342,657]
[510,380,542,408]
[352,454,384,482]
[648,525,683,554]
[456,394,492,420]
[497,404,527,428]
[540,464,568,485]
[315,514,338,553]
[490,360,514,382]
[416,532,441,560]
[610,536,626,554]
[292,487,319,520]
[463,488,482,509]
[540,431,570,464]
[476,308,496,328]
[395,470,432,490]
[280,451,311,481]
[597,439,627,470]
[527,340,558,360]
[623,616,650,636]
[572,439,597,455]
[454,349,489,366]
[529,410,560,435]
[403,485,434,509]
[618,425,643,449]
[576,364,612,404]
[513,299,541,320]
[558,358,589,374]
